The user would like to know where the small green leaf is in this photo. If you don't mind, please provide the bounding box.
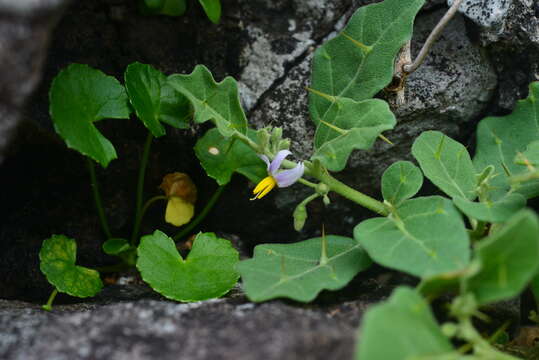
[49,63,131,167]
[237,235,372,302]
[125,62,190,137]
[137,230,239,302]
[39,235,103,298]
[195,128,266,185]
[382,161,424,206]
[412,131,477,200]
[354,196,470,278]
[102,238,131,255]
[198,0,221,24]
[309,0,425,123]
[311,98,396,171]
[453,193,526,223]
[463,210,539,305]
[357,287,454,359]
[474,82,539,200]
[168,65,247,137]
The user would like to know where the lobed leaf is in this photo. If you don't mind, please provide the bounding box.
[195,128,266,185]
[168,65,247,137]
[237,235,371,302]
[381,161,424,207]
[412,131,477,200]
[124,62,190,137]
[137,230,239,302]
[39,235,103,298]
[354,196,470,278]
[357,287,454,359]
[453,193,526,223]
[474,82,539,200]
[463,210,539,305]
[49,63,131,167]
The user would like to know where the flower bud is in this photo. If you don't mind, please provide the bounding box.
[293,203,308,232]
[323,195,331,206]
[256,128,271,150]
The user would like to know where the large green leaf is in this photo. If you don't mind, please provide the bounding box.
[354,196,470,278]
[167,65,247,137]
[474,82,539,200]
[137,230,239,302]
[198,0,221,24]
[125,62,190,137]
[381,161,424,207]
[311,98,396,171]
[195,128,266,185]
[309,0,424,124]
[412,131,477,200]
[463,210,539,305]
[357,287,454,359]
[237,235,372,302]
[39,235,103,298]
[453,193,526,223]
[49,63,131,167]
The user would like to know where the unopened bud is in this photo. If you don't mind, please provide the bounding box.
[278,139,290,150]
[293,203,308,231]
[257,129,271,150]
[323,195,331,206]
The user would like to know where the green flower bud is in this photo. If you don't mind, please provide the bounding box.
[256,128,271,150]
[293,203,308,232]
[323,195,331,206]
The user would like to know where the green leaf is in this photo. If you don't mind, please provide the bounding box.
[382,161,424,207]
[354,196,470,278]
[412,131,477,200]
[418,264,479,299]
[161,0,186,16]
[311,98,396,171]
[474,82,539,200]
[195,128,266,185]
[137,230,239,302]
[309,0,424,123]
[237,235,372,302]
[125,62,190,137]
[453,193,526,223]
[463,210,539,305]
[357,287,454,359]
[49,63,131,167]
[168,65,247,137]
[515,140,539,167]
[39,235,103,298]
[198,0,221,24]
[102,238,131,255]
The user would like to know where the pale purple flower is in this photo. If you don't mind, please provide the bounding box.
[252,150,305,199]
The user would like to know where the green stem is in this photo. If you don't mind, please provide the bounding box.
[87,158,112,239]
[42,289,58,311]
[131,132,154,245]
[141,195,168,220]
[173,185,226,241]
[298,178,318,189]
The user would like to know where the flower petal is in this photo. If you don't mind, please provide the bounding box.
[258,154,271,171]
[274,162,304,188]
[269,150,291,175]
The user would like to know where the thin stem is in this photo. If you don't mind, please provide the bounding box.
[173,185,226,241]
[403,0,464,74]
[42,289,58,311]
[298,178,318,189]
[87,158,112,239]
[141,195,168,220]
[131,132,154,245]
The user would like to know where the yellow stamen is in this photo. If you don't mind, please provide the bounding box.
[251,176,277,200]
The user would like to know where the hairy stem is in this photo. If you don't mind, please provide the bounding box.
[403,0,464,74]
[87,158,112,239]
[173,185,226,241]
[131,132,154,245]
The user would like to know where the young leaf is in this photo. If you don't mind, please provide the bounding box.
[49,63,131,167]
[137,230,239,302]
[311,98,396,171]
[124,62,190,137]
[309,0,425,123]
[195,128,266,185]
[463,210,539,305]
[357,287,454,359]
[412,131,477,200]
[237,235,372,302]
[474,82,539,200]
[382,161,424,207]
[102,238,131,255]
[453,193,526,223]
[39,235,103,298]
[167,65,247,137]
[354,196,470,278]
[198,0,221,24]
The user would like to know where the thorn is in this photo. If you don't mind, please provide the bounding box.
[305,87,336,103]
[318,119,348,135]
[341,32,372,53]
[378,134,393,145]
[320,225,328,266]
[501,162,512,177]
